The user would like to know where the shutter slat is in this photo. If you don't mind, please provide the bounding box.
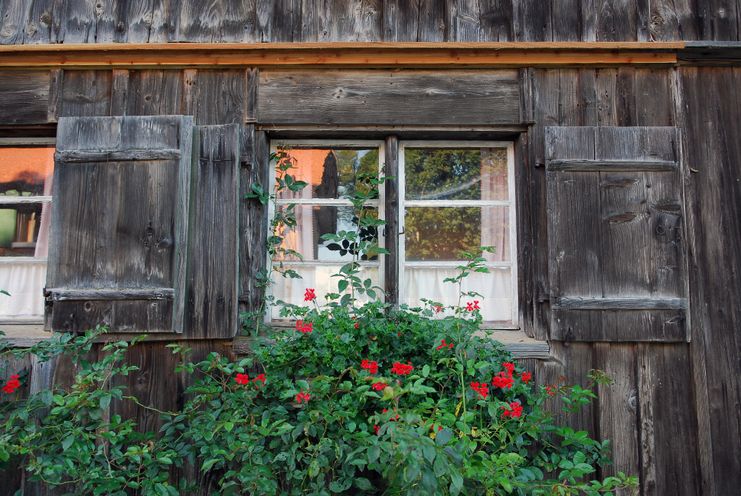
[47,115,193,333]
[545,126,688,342]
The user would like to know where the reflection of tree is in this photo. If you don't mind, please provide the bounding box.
[405,207,480,261]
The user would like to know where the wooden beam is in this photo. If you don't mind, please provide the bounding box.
[0,42,682,69]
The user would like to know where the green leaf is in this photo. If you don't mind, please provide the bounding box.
[422,365,430,378]
[355,478,373,491]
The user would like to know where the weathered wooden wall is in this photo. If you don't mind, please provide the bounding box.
[0,55,740,496]
[2,0,741,43]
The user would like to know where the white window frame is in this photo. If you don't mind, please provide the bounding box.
[266,140,386,322]
[398,140,519,328]
[0,137,55,326]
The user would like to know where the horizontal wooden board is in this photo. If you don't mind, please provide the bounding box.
[257,69,521,125]
[546,158,677,171]
[0,70,50,124]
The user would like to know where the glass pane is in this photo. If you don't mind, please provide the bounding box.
[404,147,508,201]
[403,266,513,323]
[0,146,54,196]
[276,148,379,200]
[274,205,379,262]
[270,264,380,318]
[0,260,46,318]
[0,203,50,257]
[404,206,509,262]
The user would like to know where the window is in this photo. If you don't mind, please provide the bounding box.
[0,138,55,324]
[268,139,517,327]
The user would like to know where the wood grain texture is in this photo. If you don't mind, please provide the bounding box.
[383,135,399,306]
[678,66,741,495]
[184,124,241,339]
[48,115,193,334]
[545,126,687,342]
[183,69,246,125]
[0,69,51,124]
[258,69,521,126]
[59,70,112,117]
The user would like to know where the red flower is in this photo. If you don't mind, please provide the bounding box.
[436,339,454,351]
[234,373,250,385]
[295,391,311,404]
[2,374,20,394]
[470,381,489,399]
[465,300,481,312]
[304,288,316,302]
[374,424,380,435]
[253,373,266,384]
[372,382,386,391]
[296,320,313,333]
[521,371,532,384]
[545,385,557,397]
[492,372,514,389]
[502,362,515,375]
[434,305,443,313]
[501,401,523,419]
[390,362,414,376]
[361,359,379,375]
[354,321,360,329]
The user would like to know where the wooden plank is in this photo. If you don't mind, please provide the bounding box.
[0,70,51,124]
[56,148,182,162]
[546,159,677,172]
[649,0,699,41]
[184,124,241,339]
[514,133,534,337]
[258,69,521,126]
[554,297,686,310]
[513,0,551,41]
[678,66,741,495]
[478,0,514,41]
[637,344,701,495]
[59,70,112,117]
[384,135,399,307]
[0,42,682,69]
[46,288,174,301]
[110,69,129,115]
[594,343,639,492]
[176,0,254,42]
[49,116,193,334]
[240,128,269,323]
[126,70,184,115]
[188,70,247,125]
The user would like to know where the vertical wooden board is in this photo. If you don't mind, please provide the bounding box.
[649,0,699,41]
[315,0,382,41]
[478,0,513,41]
[595,68,618,126]
[679,67,741,495]
[94,0,156,43]
[126,70,184,116]
[633,69,674,126]
[110,69,130,115]
[60,70,113,117]
[382,0,419,41]
[545,126,603,341]
[240,128,269,323]
[594,0,644,41]
[697,0,738,40]
[0,70,51,124]
[184,125,240,339]
[551,0,584,41]
[188,70,246,125]
[0,0,27,44]
[513,0,551,41]
[384,135,399,307]
[58,0,96,42]
[538,342,596,437]
[148,0,182,42]
[594,343,639,489]
[637,344,700,495]
[268,0,302,41]
[529,69,559,340]
[450,0,481,41]
[176,0,253,41]
[615,67,637,126]
[109,341,182,434]
[19,0,55,44]
[417,0,447,41]
[514,133,534,337]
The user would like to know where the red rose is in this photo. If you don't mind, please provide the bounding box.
[295,391,311,404]
[235,373,250,385]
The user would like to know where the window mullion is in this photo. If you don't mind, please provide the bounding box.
[384,135,400,308]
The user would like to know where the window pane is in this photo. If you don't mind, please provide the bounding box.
[275,205,379,262]
[403,266,513,323]
[276,148,379,200]
[0,146,54,196]
[404,147,508,201]
[0,203,49,257]
[270,264,380,318]
[0,260,46,318]
[404,206,509,262]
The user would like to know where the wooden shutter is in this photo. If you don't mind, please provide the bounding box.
[46,116,193,333]
[183,124,240,338]
[545,126,688,342]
